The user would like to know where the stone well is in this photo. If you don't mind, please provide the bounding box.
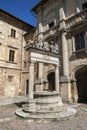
[16,91,76,120]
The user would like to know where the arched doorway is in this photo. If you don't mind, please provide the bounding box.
[47,72,55,91]
[75,67,87,103]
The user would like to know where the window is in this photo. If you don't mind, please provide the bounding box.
[82,2,87,9]
[49,22,54,29]
[9,50,15,62]
[24,61,26,67]
[11,29,16,38]
[8,75,14,82]
[75,32,85,50]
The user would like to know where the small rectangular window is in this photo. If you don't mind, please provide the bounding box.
[11,29,16,38]
[9,50,15,62]
[49,22,54,29]
[75,32,85,50]
[8,75,14,82]
[24,61,26,67]
[82,2,87,9]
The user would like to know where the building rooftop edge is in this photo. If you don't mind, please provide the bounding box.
[31,0,48,13]
[0,8,35,28]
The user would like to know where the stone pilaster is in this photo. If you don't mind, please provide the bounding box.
[38,63,44,91]
[28,62,34,100]
[73,80,78,102]
[59,7,66,29]
[72,36,75,52]
[61,30,69,77]
[55,65,59,93]
[59,2,69,78]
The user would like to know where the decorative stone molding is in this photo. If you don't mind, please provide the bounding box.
[65,9,87,29]
[29,51,59,65]
[29,39,59,54]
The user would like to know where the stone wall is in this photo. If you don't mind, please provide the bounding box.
[0,9,34,100]
[34,0,87,103]
[0,96,28,105]
[68,30,87,78]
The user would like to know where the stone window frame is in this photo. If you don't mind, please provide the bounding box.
[8,28,18,39]
[9,49,15,62]
[8,75,14,82]
[72,31,86,53]
[44,7,57,31]
[11,28,16,38]
[7,46,18,64]
[75,32,85,51]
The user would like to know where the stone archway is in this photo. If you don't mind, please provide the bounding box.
[47,72,55,91]
[75,67,87,103]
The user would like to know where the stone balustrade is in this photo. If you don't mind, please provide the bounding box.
[65,9,87,28]
[43,26,57,39]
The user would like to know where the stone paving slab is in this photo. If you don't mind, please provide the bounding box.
[0,103,87,130]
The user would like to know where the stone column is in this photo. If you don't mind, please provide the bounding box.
[73,80,78,103]
[59,3,69,77]
[55,65,59,93]
[67,82,72,103]
[61,31,69,77]
[72,36,75,52]
[28,62,34,100]
[38,63,43,91]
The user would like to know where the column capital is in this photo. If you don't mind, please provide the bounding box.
[54,64,59,68]
[59,27,67,34]
[29,61,36,65]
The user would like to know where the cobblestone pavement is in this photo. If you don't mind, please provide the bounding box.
[0,103,87,130]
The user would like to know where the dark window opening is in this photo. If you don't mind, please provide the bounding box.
[24,61,26,67]
[36,62,39,79]
[9,50,15,62]
[75,32,85,50]
[11,29,16,38]
[49,22,54,28]
[82,2,87,9]
[26,80,29,95]
[8,75,14,82]
[47,72,55,91]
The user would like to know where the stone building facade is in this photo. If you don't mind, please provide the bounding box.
[0,9,34,103]
[31,0,87,103]
[22,29,36,96]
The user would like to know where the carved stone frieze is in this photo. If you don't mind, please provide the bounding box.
[27,38,59,54]
[35,39,58,54]
[43,41,50,51]
[36,39,43,49]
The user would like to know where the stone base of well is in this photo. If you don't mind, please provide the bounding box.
[15,92,76,120]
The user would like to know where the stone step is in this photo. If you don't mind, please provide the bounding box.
[15,107,76,120]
